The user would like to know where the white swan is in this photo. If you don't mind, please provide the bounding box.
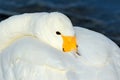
[0,12,120,80]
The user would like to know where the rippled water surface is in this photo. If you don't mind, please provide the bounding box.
[0,0,120,46]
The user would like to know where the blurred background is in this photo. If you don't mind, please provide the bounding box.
[0,0,120,46]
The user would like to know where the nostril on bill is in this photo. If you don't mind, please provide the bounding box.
[76,45,78,48]
[63,48,65,52]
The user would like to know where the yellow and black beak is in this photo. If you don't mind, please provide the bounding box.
[56,31,79,55]
[62,35,77,52]
[61,35,79,55]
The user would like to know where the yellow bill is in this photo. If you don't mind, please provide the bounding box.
[62,35,78,52]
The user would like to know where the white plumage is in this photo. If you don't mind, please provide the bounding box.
[0,12,119,80]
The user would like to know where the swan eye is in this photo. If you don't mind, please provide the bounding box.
[56,31,61,35]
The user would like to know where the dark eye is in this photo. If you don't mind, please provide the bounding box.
[56,31,61,35]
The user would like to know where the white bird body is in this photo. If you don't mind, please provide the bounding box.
[0,12,119,80]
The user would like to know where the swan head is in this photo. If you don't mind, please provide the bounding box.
[34,12,78,53]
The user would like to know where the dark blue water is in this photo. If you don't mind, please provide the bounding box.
[0,0,120,46]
